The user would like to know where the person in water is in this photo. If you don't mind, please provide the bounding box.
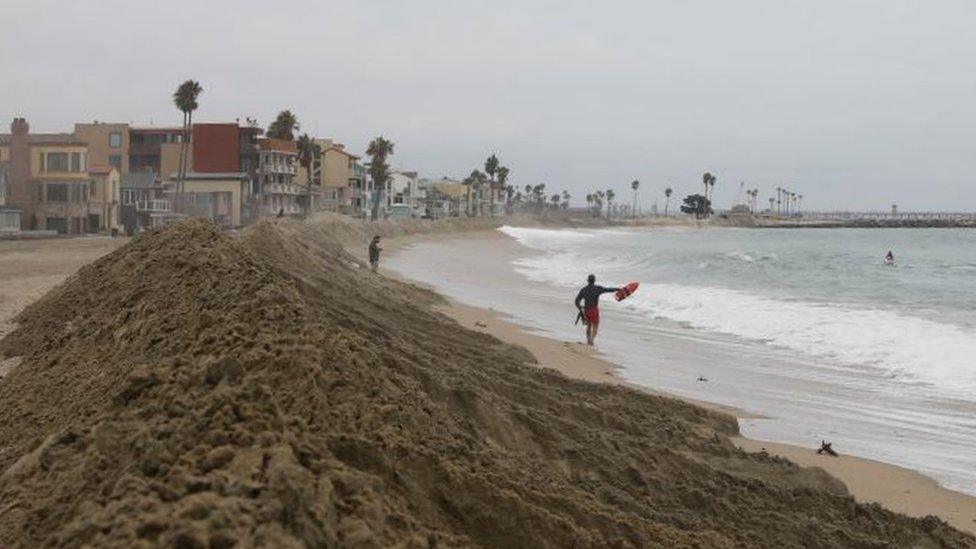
[885,250,895,265]
[368,236,382,273]
[574,274,620,346]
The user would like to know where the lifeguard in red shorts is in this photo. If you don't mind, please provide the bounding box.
[574,274,620,346]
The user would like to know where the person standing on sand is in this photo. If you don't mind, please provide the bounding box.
[369,236,382,273]
[575,274,620,346]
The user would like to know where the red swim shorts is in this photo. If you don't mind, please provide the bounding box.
[584,307,600,325]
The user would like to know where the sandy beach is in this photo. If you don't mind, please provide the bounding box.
[380,227,976,535]
[0,217,973,546]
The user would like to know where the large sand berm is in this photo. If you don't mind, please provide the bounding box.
[0,219,971,548]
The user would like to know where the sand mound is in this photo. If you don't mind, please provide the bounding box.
[0,219,971,548]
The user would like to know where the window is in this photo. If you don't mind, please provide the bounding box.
[109,132,122,148]
[46,217,69,234]
[45,152,68,172]
[91,180,99,197]
[109,155,122,169]
[47,183,69,202]
[70,152,84,173]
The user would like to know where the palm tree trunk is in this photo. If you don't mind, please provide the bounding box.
[177,111,187,197]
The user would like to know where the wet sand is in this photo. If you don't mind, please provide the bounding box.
[382,229,976,535]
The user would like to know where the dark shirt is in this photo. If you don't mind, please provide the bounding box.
[575,283,619,310]
[369,241,381,262]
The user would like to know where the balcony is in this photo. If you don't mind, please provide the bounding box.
[135,199,172,212]
[266,183,303,196]
[261,164,297,175]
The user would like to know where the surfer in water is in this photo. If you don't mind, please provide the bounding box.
[885,250,895,266]
[575,274,620,346]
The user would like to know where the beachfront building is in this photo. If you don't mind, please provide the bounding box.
[387,171,420,218]
[129,127,184,175]
[0,163,20,235]
[317,140,367,215]
[256,138,301,217]
[0,118,93,233]
[120,171,172,234]
[179,172,250,228]
[87,165,121,233]
[74,122,130,173]
[423,178,466,219]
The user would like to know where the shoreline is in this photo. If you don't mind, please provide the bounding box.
[380,228,976,535]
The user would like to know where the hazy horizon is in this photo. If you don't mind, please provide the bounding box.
[2,0,974,211]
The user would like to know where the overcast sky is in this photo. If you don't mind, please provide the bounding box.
[2,0,975,210]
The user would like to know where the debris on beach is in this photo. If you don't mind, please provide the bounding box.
[0,219,969,547]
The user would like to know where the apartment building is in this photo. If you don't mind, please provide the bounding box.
[129,127,184,175]
[256,137,300,217]
[74,122,130,173]
[0,118,93,233]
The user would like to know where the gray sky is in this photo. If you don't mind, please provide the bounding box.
[2,0,975,211]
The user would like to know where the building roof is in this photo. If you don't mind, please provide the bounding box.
[121,171,159,189]
[88,165,116,176]
[324,146,359,160]
[258,138,298,154]
[0,133,86,146]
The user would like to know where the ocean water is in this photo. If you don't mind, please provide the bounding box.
[500,226,976,397]
[387,226,976,496]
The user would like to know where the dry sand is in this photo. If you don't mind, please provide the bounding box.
[378,227,976,537]
[0,236,127,377]
[0,218,973,547]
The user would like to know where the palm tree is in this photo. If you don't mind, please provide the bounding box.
[630,180,640,218]
[797,194,804,216]
[497,165,510,212]
[484,154,499,216]
[366,136,395,219]
[561,190,570,209]
[708,174,717,201]
[595,190,606,217]
[532,183,546,210]
[585,193,594,215]
[768,197,774,213]
[296,134,321,217]
[550,194,560,209]
[775,187,782,215]
[505,183,515,210]
[702,172,712,198]
[267,110,300,141]
[664,187,673,216]
[173,79,203,195]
